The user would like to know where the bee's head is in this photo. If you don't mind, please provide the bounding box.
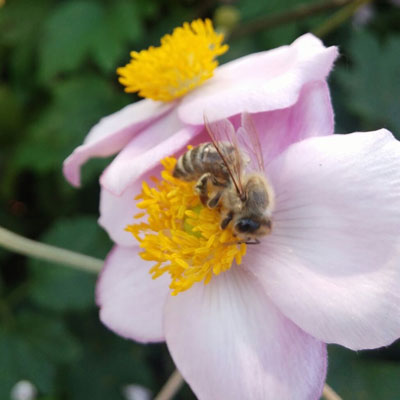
[233,216,272,241]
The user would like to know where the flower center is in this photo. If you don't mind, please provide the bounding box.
[126,156,246,296]
[117,19,228,102]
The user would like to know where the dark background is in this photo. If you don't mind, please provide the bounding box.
[1,0,400,399]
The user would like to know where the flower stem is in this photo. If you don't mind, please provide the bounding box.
[154,369,184,400]
[0,226,103,273]
[154,369,343,400]
[323,383,343,400]
[229,0,355,39]
[312,0,373,37]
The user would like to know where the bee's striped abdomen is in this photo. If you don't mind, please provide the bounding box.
[174,143,204,180]
[173,143,230,182]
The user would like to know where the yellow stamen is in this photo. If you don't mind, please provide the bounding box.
[126,156,246,295]
[117,19,228,102]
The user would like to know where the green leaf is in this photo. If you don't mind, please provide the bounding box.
[135,0,159,19]
[109,0,145,43]
[0,0,50,46]
[220,37,259,64]
[336,31,400,134]
[0,0,50,86]
[0,273,4,296]
[0,311,81,398]
[39,1,105,80]
[0,85,23,139]
[11,75,126,175]
[28,216,112,312]
[90,23,126,73]
[327,345,400,399]
[16,312,81,364]
[258,23,299,49]
[90,0,145,73]
[142,7,196,49]
[39,0,145,78]
[64,315,155,400]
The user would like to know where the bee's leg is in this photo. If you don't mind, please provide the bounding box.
[220,211,234,230]
[195,173,212,206]
[208,176,227,208]
[210,175,226,187]
[207,191,223,208]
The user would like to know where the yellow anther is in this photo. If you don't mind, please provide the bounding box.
[126,156,245,295]
[117,19,228,102]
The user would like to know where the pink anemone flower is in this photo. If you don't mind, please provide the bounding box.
[96,124,400,400]
[62,24,400,399]
[63,32,338,248]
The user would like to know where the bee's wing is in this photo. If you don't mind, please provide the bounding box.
[237,112,265,173]
[204,115,245,198]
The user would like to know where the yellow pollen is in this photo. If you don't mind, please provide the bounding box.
[126,156,246,295]
[117,19,228,102]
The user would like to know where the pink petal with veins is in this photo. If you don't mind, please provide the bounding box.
[100,109,202,195]
[178,34,338,125]
[250,130,400,350]
[165,267,326,400]
[63,99,173,186]
[97,245,169,342]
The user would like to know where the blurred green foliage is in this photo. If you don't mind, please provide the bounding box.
[1,0,400,399]
[28,217,110,312]
[336,31,400,132]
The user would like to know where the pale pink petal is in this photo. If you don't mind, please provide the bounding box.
[252,80,334,165]
[63,99,173,187]
[165,267,326,400]
[101,79,334,196]
[98,129,213,245]
[250,130,400,350]
[98,177,152,247]
[178,33,338,125]
[100,109,201,195]
[97,245,169,342]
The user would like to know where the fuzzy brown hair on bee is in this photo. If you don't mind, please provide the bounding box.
[173,142,234,204]
[172,113,274,244]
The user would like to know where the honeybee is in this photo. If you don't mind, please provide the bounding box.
[173,112,274,244]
